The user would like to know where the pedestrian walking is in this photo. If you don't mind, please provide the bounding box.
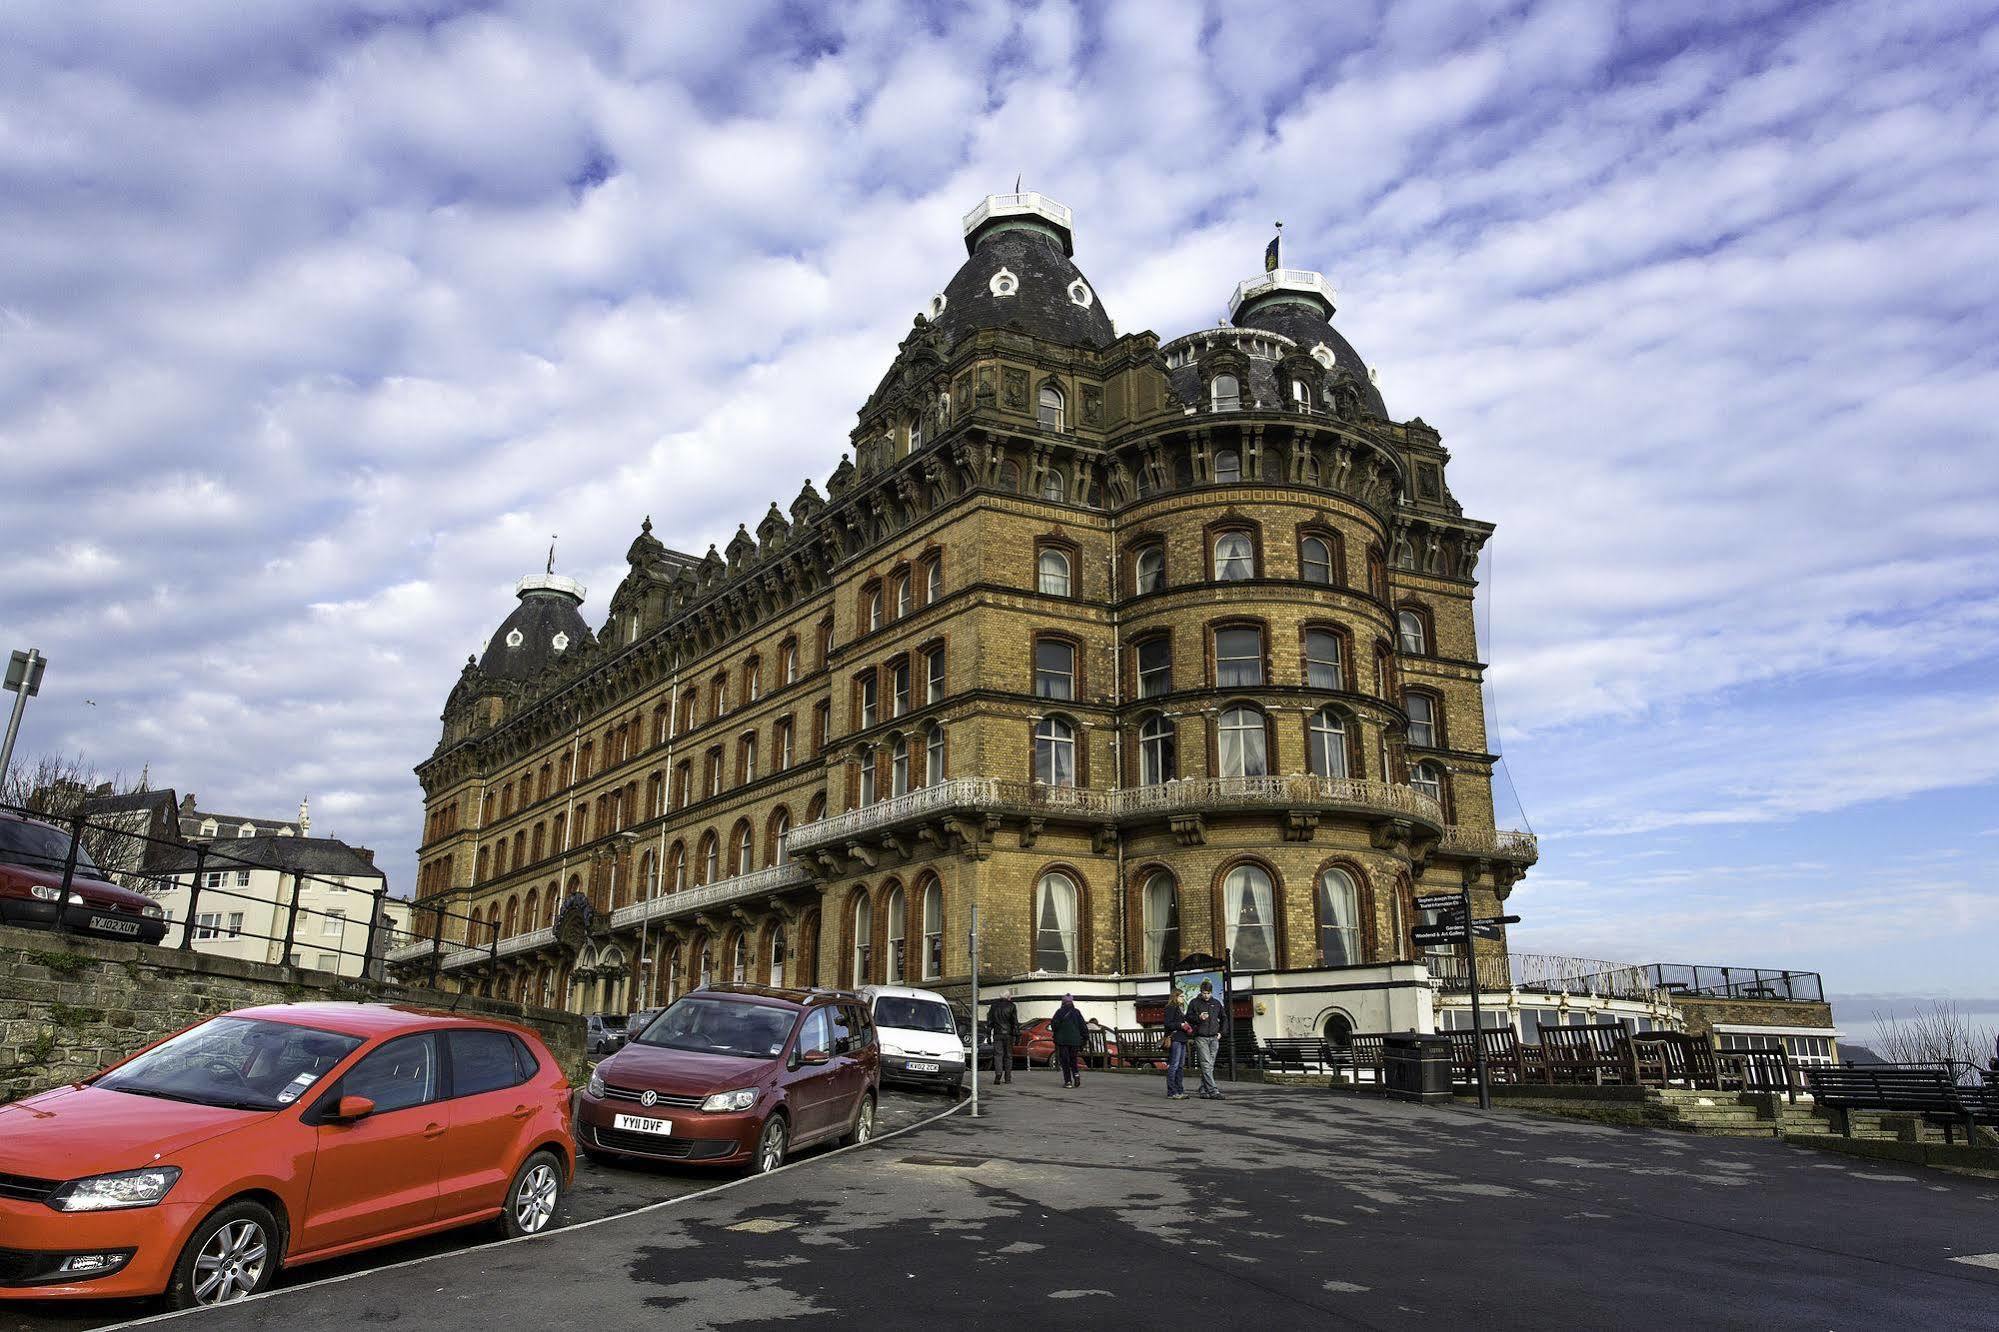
[1050,994,1088,1088]
[988,989,1020,1084]
[1186,979,1226,1100]
[1161,992,1193,1100]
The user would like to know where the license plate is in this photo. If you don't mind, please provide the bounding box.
[613,1113,672,1135]
[90,916,140,936]
[907,1061,938,1073]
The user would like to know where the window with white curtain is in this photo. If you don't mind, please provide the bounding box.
[1222,864,1276,970]
[851,895,873,986]
[1034,640,1075,699]
[1135,545,1165,594]
[927,560,943,603]
[734,825,753,875]
[1411,760,1444,808]
[891,742,910,797]
[1137,637,1172,697]
[886,885,907,982]
[1397,609,1428,655]
[1305,629,1343,690]
[1217,706,1268,778]
[922,880,943,980]
[926,648,945,704]
[926,725,945,785]
[1406,694,1437,748]
[1307,707,1349,778]
[1214,448,1242,481]
[1038,548,1073,596]
[1034,872,1079,972]
[1034,716,1076,787]
[1317,867,1361,966]
[1038,384,1065,431]
[859,749,878,805]
[702,838,719,883]
[1142,871,1180,972]
[1215,627,1264,686]
[1211,374,1241,412]
[868,589,883,632]
[1139,714,1176,785]
[771,810,790,865]
[1301,535,1334,585]
[1213,532,1254,581]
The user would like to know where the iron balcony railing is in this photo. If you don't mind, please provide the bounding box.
[785,775,1446,854]
[1428,952,1663,1003]
[609,862,814,930]
[1436,825,1540,862]
[1641,964,1825,1004]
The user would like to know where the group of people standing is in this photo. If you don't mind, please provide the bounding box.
[980,981,1229,1099]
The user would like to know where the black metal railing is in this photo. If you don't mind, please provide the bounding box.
[1642,963,1824,1003]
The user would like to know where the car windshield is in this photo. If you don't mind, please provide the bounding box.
[96,1016,363,1111]
[875,997,956,1035]
[0,819,101,875]
[634,996,797,1060]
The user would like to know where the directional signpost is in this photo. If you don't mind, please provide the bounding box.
[1411,885,1523,1111]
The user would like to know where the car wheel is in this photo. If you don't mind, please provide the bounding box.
[501,1150,565,1238]
[754,1113,789,1174]
[167,1199,279,1309]
[839,1092,877,1147]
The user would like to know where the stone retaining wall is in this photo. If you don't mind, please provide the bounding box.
[0,924,585,1104]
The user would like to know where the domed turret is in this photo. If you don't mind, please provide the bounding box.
[477,574,592,683]
[926,192,1116,352]
[1229,267,1387,417]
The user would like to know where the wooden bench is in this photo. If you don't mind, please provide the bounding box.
[1112,1027,1168,1067]
[1716,1046,1801,1102]
[1535,1023,1635,1085]
[1630,1031,1723,1091]
[1805,1065,1982,1143]
[1261,1037,1334,1073]
[1445,1028,1529,1085]
[1329,1033,1389,1086]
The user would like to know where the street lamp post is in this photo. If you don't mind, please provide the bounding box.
[1,649,48,790]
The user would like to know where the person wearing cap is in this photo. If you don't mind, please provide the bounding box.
[988,989,1021,1084]
[1050,994,1089,1088]
[1185,979,1227,1099]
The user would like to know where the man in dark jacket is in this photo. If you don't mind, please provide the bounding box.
[1161,994,1193,1100]
[988,990,1020,1084]
[1186,979,1226,1099]
[1050,994,1089,1088]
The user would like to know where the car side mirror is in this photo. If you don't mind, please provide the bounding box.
[331,1095,376,1121]
[800,1047,832,1067]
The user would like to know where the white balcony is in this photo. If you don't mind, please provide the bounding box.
[962,191,1073,238]
[497,926,555,958]
[1436,825,1540,862]
[1228,268,1336,320]
[1428,952,1662,1003]
[384,939,437,964]
[609,862,815,930]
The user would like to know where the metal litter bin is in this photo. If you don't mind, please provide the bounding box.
[1383,1032,1453,1104]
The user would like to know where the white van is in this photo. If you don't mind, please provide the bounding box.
[861,984,966,1093]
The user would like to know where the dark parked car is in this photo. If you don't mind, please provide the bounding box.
[577,985,879,1173]
[0,810,168,945]
[585,1014,627,1058]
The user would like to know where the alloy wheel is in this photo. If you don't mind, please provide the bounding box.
[514,1160,559,1233]
[855,1097,876,1143]
[757,1117,788,1173]
[192,1218,268,1305]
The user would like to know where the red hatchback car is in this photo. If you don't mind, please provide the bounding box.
[0,1003,573,1308]
[0,811,168,945]
[579,986,879,1174]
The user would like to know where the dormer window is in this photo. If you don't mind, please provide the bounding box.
[990,268,1019,297]
[551,632,570,651]
[1214,448,1242,483]
[1211,374,1241,412]
[1068,278,1093,307]
[1310,343,1335,369]
[929,292,948,318]
[505,629,524,647]
[908,415,923,450]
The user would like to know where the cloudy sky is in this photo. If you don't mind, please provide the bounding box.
[5,1,1996,1003]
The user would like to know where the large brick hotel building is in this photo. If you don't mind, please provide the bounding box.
[397,191,1558,1043]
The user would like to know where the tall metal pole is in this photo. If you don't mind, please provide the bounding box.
[0,648,46,787]
[1462,881,1492,1110]
[968,904,981,1119]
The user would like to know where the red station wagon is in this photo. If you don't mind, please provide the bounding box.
[579,986,880,1174]
[0,811,168,945]
[0,1003,573,1308]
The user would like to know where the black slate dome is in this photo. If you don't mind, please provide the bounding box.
[478,575,592,683]
[1230,270,1387,418]
[926,193,1115,352]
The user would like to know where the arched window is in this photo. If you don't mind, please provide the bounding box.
[1037,548,1073,597]
[1324,1011,1355,1048]
[771,808,791,865]
[1142,871,1179,972]
[867,588,883,632]
[921,879,944,980]
[700,833,719,884]
[1392,536,1417,570]
[782,640,798,684]
[895,574,912,619]
[1034,872,1079,972]
[1301,535,1335,585]
[668,842,686,891]
[886,884,907,982]
[731,933,748,984]
[1213,448,1242,482]
[1406,694,1438,749]
[1134,545,1165,595]
[1217,706,1268,779]
[734,823,753,876]
[890,739,911,797]
[1307,708,1350,778]
[1139,714,1176,786]
[1317,867,1362,966]
[1397,609,1428,656]
[1305,629,1344,690]
[1034,716,1077,787]
[1038,384,1066,431]
[926,558,943,603]
[1215,626,1264,686]
[769,924,788,988]
[1211,374,1241,412]
[1292,377,1311,408]
[1041,468,1065,502]
[1410,760,1445,808]
[851,894,873,987]
[859,747,878,805]
[1213,532,1254,581]
[926,724,945,785]
[1034,639,1076,699]
[1222,863,1276,970]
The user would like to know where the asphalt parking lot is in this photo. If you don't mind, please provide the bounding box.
[1,1083,955,1331]
[145,1068,1999,1331]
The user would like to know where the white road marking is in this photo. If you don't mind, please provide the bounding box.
[1950,1253,1999,1271]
